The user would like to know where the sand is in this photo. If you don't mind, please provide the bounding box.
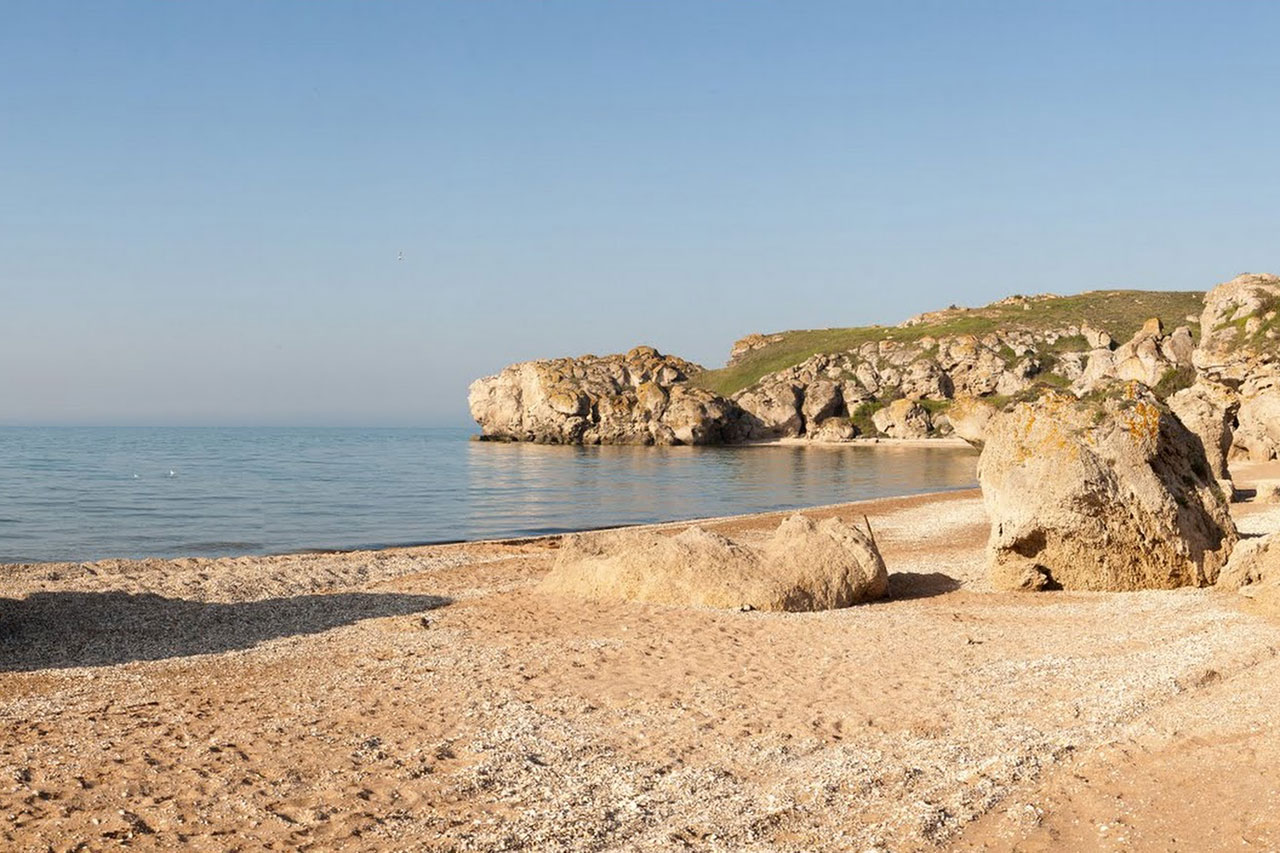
[2,468,1280,850]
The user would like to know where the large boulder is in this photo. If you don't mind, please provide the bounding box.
[800,380,843,426]
[733,380,804,439]
[540,515,888,611]
[1233,391,1280,461]
[1161,326,1196,366]
[899,359,952,400]
[468,346,740,445]
[872,399,933,438]
[727,332,784,367]
[809,417,858,442]
[947,397,999,449]
[1167,380,1239,483]
[662,385,743,446]
[978,388,1236,591]
[1216,532,1280,619]
[1218,532,1280,592]
[1073,348,1117,393]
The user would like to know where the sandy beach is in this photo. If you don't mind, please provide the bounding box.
[3,465,1280,851]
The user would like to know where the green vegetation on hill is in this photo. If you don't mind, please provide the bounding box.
[693,290,1205,397]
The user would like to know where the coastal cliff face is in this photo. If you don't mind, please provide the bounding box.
[468,346,741,445]
[727,319,1195,441]
[468,276,1280,450]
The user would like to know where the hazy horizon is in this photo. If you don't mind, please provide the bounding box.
[4,2,1278,427]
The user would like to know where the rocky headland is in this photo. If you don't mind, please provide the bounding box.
[467,345,741,446]
[471,275,1279,461]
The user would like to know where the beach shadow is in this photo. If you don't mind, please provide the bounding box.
[0,590,449,672]
[888,572,963,601]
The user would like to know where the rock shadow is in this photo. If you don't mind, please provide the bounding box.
[0,590,449,672]
[888,572,963,600]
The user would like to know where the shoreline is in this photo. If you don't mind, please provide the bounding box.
[0,434,980,566]
[3,471,1280,848]
[473,433,975,449]
[745,435,973,448]
[7,452,1274,574]
[0,485,982,572]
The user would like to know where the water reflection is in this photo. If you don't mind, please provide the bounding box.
[0,428,977,563]
[463,440,979,537]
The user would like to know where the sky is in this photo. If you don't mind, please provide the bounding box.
[2,1,1278,426]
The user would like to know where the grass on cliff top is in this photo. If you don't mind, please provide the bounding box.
[692,290,1206,397]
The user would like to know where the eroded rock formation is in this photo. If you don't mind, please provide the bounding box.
[1167,380,1239,488]
[978,388,1236,591]
[540,515,888,611]
[468,347,740,445]
[469,275,1280,448]
[1190,274,1280,461]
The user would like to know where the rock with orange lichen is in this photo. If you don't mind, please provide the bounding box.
[978,385,1236,592]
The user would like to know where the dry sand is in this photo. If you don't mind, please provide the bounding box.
[2,467,1280,850]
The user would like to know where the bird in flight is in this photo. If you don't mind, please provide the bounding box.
[397,251,404,262]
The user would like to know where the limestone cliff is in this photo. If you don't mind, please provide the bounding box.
[468,346,741,446]
[468,278,1280,452]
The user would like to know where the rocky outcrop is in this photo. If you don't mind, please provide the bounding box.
[978,388,1236,592]
[1257,484,1280,504]
[1217,531,1280,592]
[468,347,740,445]
[947,397,999,449]
[724,331,1051,440]
[1167,380,1239,485]
[1190,273,1280,461]
[872,399,933,439]
[727,332,785,367]
[734,382,804,440]
[1071,318,1194,394]
[540,514,888,611]
[809,418,857,442]
[732,315,1197,441]
[1193,273,1280,389]
[1231,391,1280,462]
[470,278,1280,446]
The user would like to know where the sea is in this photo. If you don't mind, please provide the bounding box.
[0,427,979,564]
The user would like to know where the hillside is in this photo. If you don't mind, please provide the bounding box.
[694,290,1206,397]
[468,286,1223,446]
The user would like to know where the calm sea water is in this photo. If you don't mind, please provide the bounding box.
[0,428,978,564]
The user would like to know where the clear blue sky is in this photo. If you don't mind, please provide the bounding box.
[2,1,1277,426]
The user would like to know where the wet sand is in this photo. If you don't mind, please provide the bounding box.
[2,468,1279,850]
